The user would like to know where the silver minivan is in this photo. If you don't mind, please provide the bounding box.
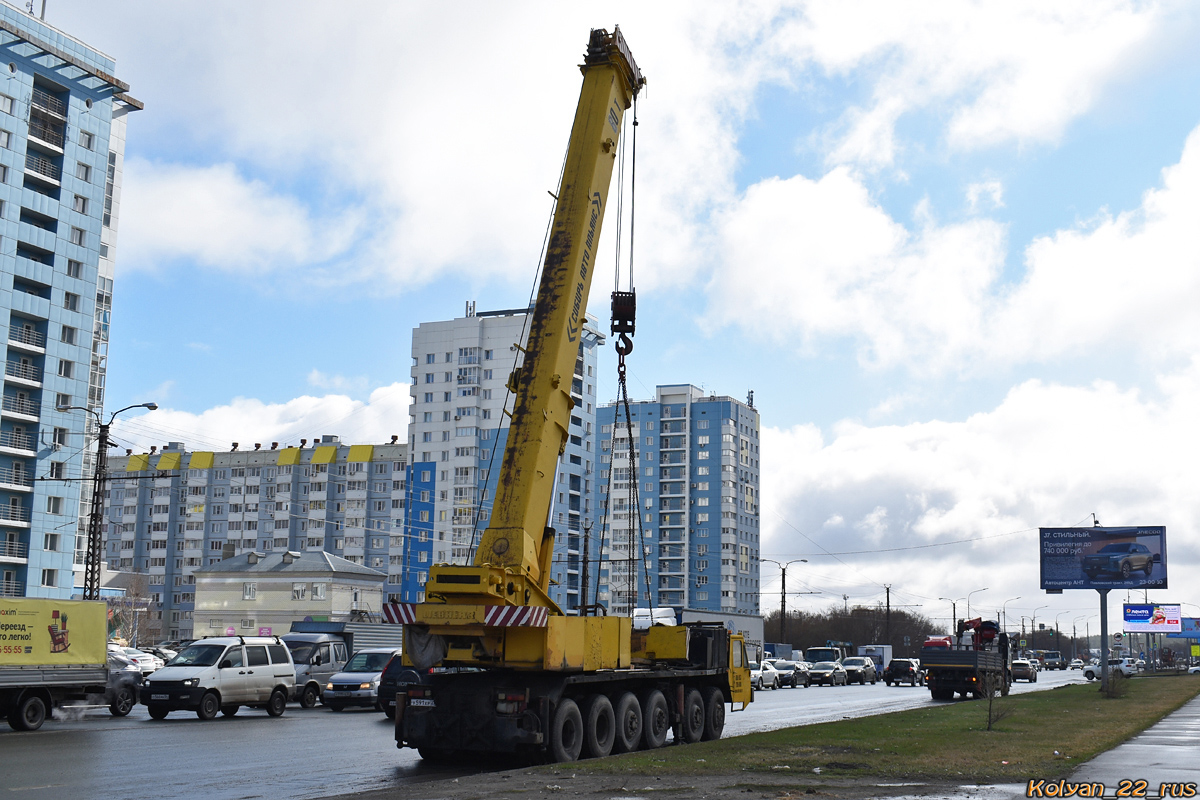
[141,636,296,720]
[282,633,349,708]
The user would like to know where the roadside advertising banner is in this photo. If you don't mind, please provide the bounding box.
[1166,617,1200,639]
[0,598,107,666]
[1122,604,1182,633]
[1039,526,1166,590]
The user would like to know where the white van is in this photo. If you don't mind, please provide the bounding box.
[141,636,296,720]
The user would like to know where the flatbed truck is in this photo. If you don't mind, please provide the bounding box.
[921,619,1011,700]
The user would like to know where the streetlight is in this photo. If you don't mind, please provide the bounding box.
[939,596,964,634]
[1055,611,1068,652]
[761,559,807,644]
[1002,596,1021,632]
[59,401,158,600]
[1073,615,1089,661]
[1031,604,1048,652]
[966,587,989,621]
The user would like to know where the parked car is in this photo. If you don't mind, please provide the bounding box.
[141,636,295,720]
[139,646,178,663]
[770,660,809,688]
[121,647,164,675]
[1011,659,1038,682]
[1081,542,1155,580]
[809,661,848,686]
[1068,659,1084,670]
[1082,658,1138,681]
[883,658,923,686]
[323,647,403,711]
[105,651,142,716]
[1188,665,1200,675]
[841,657,877,685]
[378,655,427,719]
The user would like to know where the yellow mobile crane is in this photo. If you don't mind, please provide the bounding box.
[394,26,751,764]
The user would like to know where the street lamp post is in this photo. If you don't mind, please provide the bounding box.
[1031,604,1048,652]
[1055,611,1068,653]
[1002,596,1022,632]
[939,596,964,635]
[61,402,157,600]
[1073,615,1088,661]
[761,559,807,644]
[966,587,989,621]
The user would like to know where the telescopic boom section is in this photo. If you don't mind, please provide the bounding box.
[425,28,643,613]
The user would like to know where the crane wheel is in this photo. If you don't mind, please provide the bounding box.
[640,689,669,750]
[700,686,725,741]
[611,692,642,754]
[681,688,705,744]
[581,694,615,759]
[548,698,583,763]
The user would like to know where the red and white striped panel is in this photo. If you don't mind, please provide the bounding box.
[484,606,549,627]
[382,603,416,624]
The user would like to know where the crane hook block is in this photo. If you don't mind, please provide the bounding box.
[611,290,636,356]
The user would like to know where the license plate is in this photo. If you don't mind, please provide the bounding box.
[410,698,435,707]
[151,694,168,700]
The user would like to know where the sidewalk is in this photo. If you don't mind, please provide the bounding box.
[1065,691,1200,791]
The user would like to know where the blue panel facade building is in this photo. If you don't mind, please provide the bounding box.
[594,385,761,618]
[0,6,139,599]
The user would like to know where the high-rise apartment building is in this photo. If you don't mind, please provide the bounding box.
[408,302,603,613]
[102,438,413,641]
[594,385,761,617]
[0,6,139,599]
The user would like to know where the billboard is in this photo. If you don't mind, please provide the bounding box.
[0,598,107,666]
[1039,526,1167,590]
[1166,617,1200,639]
[1122,604,1182,633]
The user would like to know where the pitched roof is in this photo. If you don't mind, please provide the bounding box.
[194,550,386,581]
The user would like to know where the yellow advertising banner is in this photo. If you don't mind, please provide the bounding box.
[1192,644,1199,657]
[0,598,107,666]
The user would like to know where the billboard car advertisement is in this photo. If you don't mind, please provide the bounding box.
[1039,526,1167,590]
[1123,604,1182,633]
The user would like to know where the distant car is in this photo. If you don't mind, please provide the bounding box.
[1082,542,1154,580]
[1188,665,1200,675]
[378,655,427,719]
[883,658,923,686]
[106,652,142,716]
[750,660,780,690]
[122,647,163,675]
[1011,659,1038,682]
[809,661,847,686]
[841,657,877,685]
[139,645,178,663]
[1083,658,1137,681]
[324,647,403,711]
[1068,659,1084,670]
[1135,659,1146,671]
[770,660,810,688]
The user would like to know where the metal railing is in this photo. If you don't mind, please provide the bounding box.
[1,396,38,416]
[4,362,42,383]
[7,327,45,348]
[0,430,34,452]
[27,119,64,147]
[0,467,35,487]
[0,579,24,597]
[31,86,66,117]
[0,540,27,558]
[0,504,30,522]
[24,152,60,182]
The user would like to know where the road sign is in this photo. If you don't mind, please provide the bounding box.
[1019,639,1027,647]
[1114,632,1123,640]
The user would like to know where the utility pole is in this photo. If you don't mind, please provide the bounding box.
[762,559,806,644]
[579,519,591,615]
[884,584,892,646]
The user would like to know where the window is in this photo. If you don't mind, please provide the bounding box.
[0,130,8,149]
[425,373,433,384]
[423,392,433,403]
[426,353,435,364]
[0,95,11,114]
[312,583,326,600]
[292,582,308,601]
[79,130,94,150]
[43,532,59,551]
[66,260,82,279]
[76,162,90,181]
[46,496,63,514]
[40,568,56,587]
[63,292,80,311]
[60,325,77,345]
[49,461,65,479]
[57,360,74,379]
[242,582,257,600]
[73,195,88,214]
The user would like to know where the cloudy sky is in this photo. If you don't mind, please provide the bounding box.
[49,0,1200,640]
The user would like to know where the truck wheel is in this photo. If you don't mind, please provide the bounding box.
[418,746,452,763]
[221,705,239,717]
[11,694,47,731]
[581,694,615,759]
[1032,672,1037,683]
[197,692,220,720]
[266,689,287,717]
[148,705,169,720]
[681,688,705,744]
[640,689,669,750]
[548,698,583,763]
[612,692,642,754]
[700,687,725,741]
[300,684,320,709]
[1001,677,1011,697]
[109,686,135,717]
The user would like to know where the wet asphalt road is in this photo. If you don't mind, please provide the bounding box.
[0,669,1085,800]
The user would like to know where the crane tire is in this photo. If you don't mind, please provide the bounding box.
[681,688,705,743]
[700,686,725,741]
[640,689,669,750]
[612,692,642,754]
[548,697,583,763]
[581,694,615,759]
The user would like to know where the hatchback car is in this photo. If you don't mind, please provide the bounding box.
[883,658,923,686]
[809,661,847,686]
[1011,659,1038,682]
[324,647,403,711]
[771,660,810,688]
[842,657,877,685]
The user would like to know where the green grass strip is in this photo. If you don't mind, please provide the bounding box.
[570,676,1200,782]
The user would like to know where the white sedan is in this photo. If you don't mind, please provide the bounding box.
[749,660,781,690]
[121,647,164,675]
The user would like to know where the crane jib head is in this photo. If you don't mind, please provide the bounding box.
[567,192,604,343]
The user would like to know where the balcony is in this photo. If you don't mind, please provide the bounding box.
[7,326,45,352]
[0,504,31,525]
[0,466,33,492]
[0,579,24,597]
[27,118,65,151]
[4,361,42,387]
[31,87,66,118]
[24,152,61,184]
[1,395,39,420]
[0,539,27,560]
